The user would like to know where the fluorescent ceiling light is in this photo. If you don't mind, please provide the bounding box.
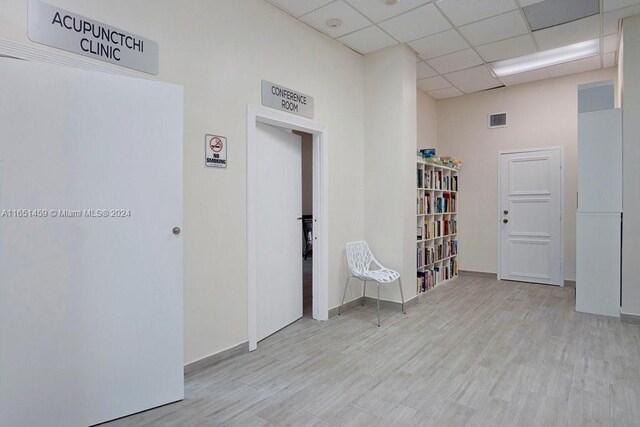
[491,39,600,77]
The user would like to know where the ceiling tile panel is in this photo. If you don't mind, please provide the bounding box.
[427,87,464,99]
[338,26,398,54]
[301,1,371,38]
[408,29,469,60]
[417,62,439,79]
[604,0,640,12]
[519,0,545,6]
[267,0,335,17]
[417,76,452,91]
[546,55,601,78]
[435,0,518,26]
[603,33,619,53]
[604,4,640,34]
[444,65,503,92]
[427,48,483,74]
[498,68,550,86]
[533,15,600,50]
[346,0,430,23]
[604,52,617,68]
[459,10,529,46]
[477,34,537,62]
[523,0,600,32]
[379,4,452,42]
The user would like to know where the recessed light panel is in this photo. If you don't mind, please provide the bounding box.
[523,0,600,31]
[491,39,600,77]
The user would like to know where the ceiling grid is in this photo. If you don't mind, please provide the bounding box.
[265,0,637,99]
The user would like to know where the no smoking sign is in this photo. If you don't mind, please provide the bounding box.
[205,134,227,168]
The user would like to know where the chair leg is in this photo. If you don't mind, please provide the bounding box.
[362,281,367,306]
[338,276,350,316]
[376,283,380,327]
[398,277,406,314]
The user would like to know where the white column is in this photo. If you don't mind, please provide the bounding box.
[363,44,417,302]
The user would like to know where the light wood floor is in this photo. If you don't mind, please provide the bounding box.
[107,274,640,426]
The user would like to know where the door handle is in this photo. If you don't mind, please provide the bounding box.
[503,219,508,224]
[297,217,303,221]
[172,227,181,235]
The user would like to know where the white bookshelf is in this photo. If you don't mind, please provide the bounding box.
[416,159,459,293]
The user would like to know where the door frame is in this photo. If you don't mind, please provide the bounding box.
[496,146,564,285]
[247,104,329,351]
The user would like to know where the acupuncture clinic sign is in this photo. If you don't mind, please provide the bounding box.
[261,81,314,119]
[27,0,159,75]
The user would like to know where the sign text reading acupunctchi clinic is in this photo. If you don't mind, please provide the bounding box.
[28,0,159,75]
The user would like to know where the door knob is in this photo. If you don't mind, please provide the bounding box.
[503,219,508,224]
[503,210,509,215]
[173,227,181,235]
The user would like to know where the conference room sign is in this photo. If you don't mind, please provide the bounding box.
[261,80,314,119]
[27,0,159,75]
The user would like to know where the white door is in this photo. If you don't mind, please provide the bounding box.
[0,58,183,426]
[256,123,303,341]
[499,149,563,285]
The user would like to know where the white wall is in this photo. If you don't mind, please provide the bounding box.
[436,67,617,280]
[621,15,640,316]
[362,44,416,303]
[0,0,366,364]
[417,89,438,151]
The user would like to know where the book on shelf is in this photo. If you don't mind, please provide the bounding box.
[417,227,423,241]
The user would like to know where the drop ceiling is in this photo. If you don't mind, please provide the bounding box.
[265,0,639,99]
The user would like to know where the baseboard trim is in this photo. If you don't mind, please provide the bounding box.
[459,270,497,279]
[184,341,249,376]
[459,270,575,286]
[329,294,418,318]
[621,313,640,325]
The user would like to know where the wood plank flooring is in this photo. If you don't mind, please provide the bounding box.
[106,274,640,426]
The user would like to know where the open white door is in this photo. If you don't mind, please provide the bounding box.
[498,148,563,286]
[0,58,183,426]
[255,123,303,341]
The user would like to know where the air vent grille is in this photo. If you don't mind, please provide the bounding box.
[523,0,600,32]
[489,113,507,128]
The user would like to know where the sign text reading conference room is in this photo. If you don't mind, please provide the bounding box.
[270,84,308,114]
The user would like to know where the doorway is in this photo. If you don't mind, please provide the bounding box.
[295,131,314,318]
[246,105,328,351]
[497,147,564,286]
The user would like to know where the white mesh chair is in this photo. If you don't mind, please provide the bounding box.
[338,241,405,326]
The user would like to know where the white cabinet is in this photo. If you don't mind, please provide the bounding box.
[577,109,623,213]
[576,213,621,317]
[576,90,622,317]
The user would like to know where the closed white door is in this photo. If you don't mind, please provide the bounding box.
[499,149,563,285]
[0,58,183,426]
[256,123,303,341]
